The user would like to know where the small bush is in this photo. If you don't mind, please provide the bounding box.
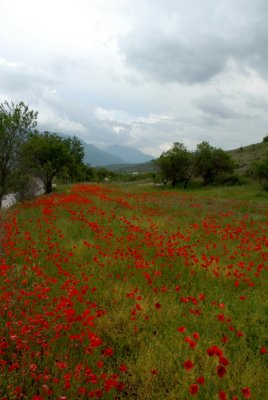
[214,173,243,186]
[262,135,268,142]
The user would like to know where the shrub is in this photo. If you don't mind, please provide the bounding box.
[214,173,243,186]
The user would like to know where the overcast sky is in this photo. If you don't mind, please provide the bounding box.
[1,0,268,156]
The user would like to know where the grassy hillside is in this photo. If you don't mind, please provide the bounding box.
[227,140,268,174]
[106,160,158,173]
[0,183,267,399]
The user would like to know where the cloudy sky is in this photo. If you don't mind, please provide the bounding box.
[1,0,268,156]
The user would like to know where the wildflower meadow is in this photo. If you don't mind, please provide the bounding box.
[0,183,267,399]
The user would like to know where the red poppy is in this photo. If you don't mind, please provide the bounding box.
[177,326,186,333]
[119,364,128,372]
[219,356,229,366]
[216,365,226,378]
[103,348,114,357]
[196,376,205,385]
[183,360,194,370]
[189,384,199,395]
[218,391,227,400]
[241,387,251,399]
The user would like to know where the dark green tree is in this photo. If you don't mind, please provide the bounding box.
[95,167,110,182]
[84,164,95,182]
[194,141,234,185]
[22,132,84,193]
[157,142,194,188]
[0,101,38,207]
[252,157,268,189]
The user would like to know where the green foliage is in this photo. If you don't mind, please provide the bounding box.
[84,164,95,181]
[22,132,84,193]
[0,101,38,206]
[94,167,110,182]
[195,141,234,185]
[157,142,194,188]
[213,173,243,186]
[263,135,268,143]
[252,157,268,189]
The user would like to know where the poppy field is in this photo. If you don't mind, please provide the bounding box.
[0,183,267,399]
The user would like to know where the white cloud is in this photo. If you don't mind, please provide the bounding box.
[38,105,87,134]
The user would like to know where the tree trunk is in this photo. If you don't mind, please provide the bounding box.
[45,180,52,194]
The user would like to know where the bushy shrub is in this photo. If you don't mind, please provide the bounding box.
[214,173,243,186]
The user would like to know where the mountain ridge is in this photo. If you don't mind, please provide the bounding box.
[104,144,154,164]
[56,132,154,166]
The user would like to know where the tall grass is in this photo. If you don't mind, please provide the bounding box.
[0,183,267,399]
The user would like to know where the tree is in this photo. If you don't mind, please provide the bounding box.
[22,132,84,193]
[252,158,268,189]
[157,142,194,188]
[84,164,95,181]
[194,141,234,185]
[95,167,110,182]
[0,101,38,207]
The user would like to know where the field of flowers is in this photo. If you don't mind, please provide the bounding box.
[0,183,267,399]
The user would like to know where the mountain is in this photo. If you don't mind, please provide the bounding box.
[57,133,153,166]
[82,142,125,166]
[104,144,154,164]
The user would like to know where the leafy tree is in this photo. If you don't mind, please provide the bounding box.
[194,141,234,185]
[157,142,194,188]
[22,132,84,193]
[0,101,38,207]
[252,158,268,189]
[84,164,95,182]
[95,167,110,182]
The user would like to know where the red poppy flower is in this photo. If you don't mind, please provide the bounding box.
[103,348,114,357]
[183,360,194,370]
[119,364,128,372]
[218,391,227,400]
[216,365,226,378]
[196,376,205,385]
[241,387,251,399]
[189,384,199,395]
[219,356,229,366]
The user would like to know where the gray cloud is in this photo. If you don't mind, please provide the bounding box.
[120,29,230,84]
[1,0,268,157]
[194,95,239,119]
[119,0,268,84]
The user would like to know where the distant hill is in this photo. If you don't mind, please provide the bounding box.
[106,160,158,173]
[104,144,154,164]
[82,142,125,166]
[227,140,268,174]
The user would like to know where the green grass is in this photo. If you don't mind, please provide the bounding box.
[0,182,267,399]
